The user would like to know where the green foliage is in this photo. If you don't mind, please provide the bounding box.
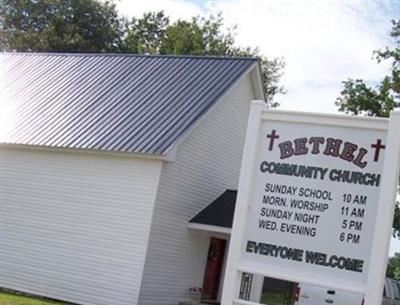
[393,201,400,239]
[336,19,400,237]
[0,0,123,52]
[387,253,400,280]
[160,14,235,56]
[0,290,70,305]
[121,11,285,105]
[336,76,399,117]
[259,57,286,106]
[0,1,285,105]
[336,19,400,117]
[160,19,205,55]
[121,11,169,54]
[375,19,400,96]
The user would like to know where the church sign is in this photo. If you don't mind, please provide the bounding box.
[221,101,400,305]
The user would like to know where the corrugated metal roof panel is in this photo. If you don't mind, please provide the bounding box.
[0,53,257,155]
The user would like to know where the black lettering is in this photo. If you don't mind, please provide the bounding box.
[324,138,343,157]
[294,137,308,155]
[340,142,358,162]
[309,137,324,154]
[353,148,368,169]
[279,141,294,159]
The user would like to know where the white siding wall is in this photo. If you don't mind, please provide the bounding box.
[0,149,162,305]
[139,73,256,305]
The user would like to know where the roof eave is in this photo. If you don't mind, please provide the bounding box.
[188,222,231,235]
[0,143,168,161]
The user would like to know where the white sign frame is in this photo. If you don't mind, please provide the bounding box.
[221,101,400,305]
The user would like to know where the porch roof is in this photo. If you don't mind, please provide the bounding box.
[189,190,237,233]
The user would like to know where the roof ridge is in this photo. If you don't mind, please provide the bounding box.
[1,51,258,61]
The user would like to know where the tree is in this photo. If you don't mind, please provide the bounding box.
[0,1,285,105]
[159,14,235,56]
[335,76,398,117]
[0,0,123,52]
[121,11,169,54]
[336,20,400,117]
[125,12,285,106]
[387,253,400,280]
[336,19,400,235]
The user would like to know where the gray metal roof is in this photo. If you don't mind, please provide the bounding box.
[189,190,237,228]
[0,53,257,155]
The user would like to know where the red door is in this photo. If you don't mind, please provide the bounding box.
[202,237,227,300]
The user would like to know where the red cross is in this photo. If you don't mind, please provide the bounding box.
[371,139,386,162]
[266,129,280,151]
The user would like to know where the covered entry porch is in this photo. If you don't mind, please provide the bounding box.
[188,190,297,305]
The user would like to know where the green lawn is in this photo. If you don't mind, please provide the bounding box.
[260,292,295,305]
[0,291,71,305]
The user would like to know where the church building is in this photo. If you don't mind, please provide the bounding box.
[0,53,265,305]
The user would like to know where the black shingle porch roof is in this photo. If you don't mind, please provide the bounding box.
[189,190,237,228]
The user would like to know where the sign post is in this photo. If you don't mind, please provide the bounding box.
[364,111,400,305]
[221,101,400,305]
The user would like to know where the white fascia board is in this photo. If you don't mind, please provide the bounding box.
[0,143,168,161]
[188,222,232,235]
[262,109,389,130]
[251,61,265,101]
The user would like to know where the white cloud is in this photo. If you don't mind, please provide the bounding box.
[117,0,400,255]
[116,0,203,21]
[116,0,399,113]
[390,236,400,257]
[204,0,397,112]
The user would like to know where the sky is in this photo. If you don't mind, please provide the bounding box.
[116,1,400,256]
[116,0,399,113]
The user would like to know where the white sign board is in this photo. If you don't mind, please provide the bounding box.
[221,102,400,305]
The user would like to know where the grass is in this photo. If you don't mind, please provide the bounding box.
[0,290,71,305]
[260,292,295,305]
